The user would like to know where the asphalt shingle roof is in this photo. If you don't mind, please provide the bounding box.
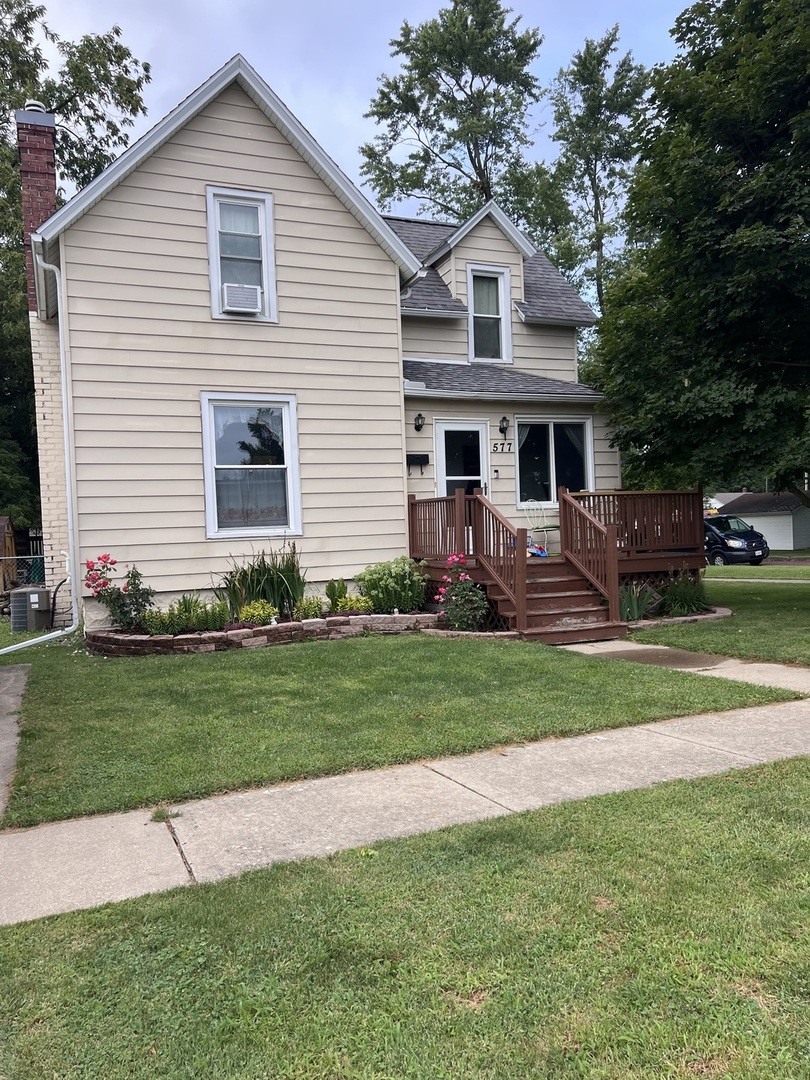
[383,214,597,327]
[719,492,808,515]
[403,360,602,401]
[401,268,467,314]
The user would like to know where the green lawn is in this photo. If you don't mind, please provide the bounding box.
[633,582,810,665]
[1,759,808,1079]
[1,633,793,829]
[704,564,810,580]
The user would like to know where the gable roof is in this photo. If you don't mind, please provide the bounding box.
[385,210,597,327]
[33,55,421,281]
[403,360,602,403]
[720,492,808,515]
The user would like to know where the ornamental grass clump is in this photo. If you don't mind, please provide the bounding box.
[658,568,712,617]
[84,554,155,632]
[434,552,489,632]
[214,542,306,621]
[619,581,661,622]
[355,556,427,613]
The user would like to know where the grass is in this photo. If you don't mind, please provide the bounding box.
[633,582,810,665]
[704,564,810,580]
[1,758,808,1079]
[1,634,794,829]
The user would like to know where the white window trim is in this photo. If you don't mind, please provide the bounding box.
[201,391,301,539]
[466,264,512,364]
[514,414,594,508]
[206,186,278,322]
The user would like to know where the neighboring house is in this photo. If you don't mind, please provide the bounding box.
[17,54,620,623]
[718,493,810,552]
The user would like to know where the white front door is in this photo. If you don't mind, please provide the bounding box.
[435,421,489,497]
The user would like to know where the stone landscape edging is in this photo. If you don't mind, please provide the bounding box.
[85,613,442,656]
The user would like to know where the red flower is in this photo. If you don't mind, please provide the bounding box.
[85,560,95,570]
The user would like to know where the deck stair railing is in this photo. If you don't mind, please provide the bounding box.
[408,490,527,632]
[558,488,619,623]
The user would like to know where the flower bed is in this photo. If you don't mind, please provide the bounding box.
[85,613,442,657]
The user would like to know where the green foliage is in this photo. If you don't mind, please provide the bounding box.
[95,565,155,632]
[618,581,660,622]
[325,577,347,613]
[214,543,306,621]
[434,553,489,631]
[658,569,712,618]
[142,595,229,636]
[360,0,542,219]
[335,595,374,614]
[0,1,151,527]
[292,597,324,621]
[597,0,810,494]
[238,600,280,626]
[355,557,427,614]
[549,26,650,311]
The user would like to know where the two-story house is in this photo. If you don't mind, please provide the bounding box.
[18,55,631,630]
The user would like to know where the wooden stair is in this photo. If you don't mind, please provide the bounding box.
[477,556,628,645]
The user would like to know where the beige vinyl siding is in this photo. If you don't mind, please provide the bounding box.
[405,400,620,548]
[60,83,408,593]
[401,315,468,362]
[402,218,581,380]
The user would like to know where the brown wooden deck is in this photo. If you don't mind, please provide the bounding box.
[409,488,704,644]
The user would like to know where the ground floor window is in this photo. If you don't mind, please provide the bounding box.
[517,419,590,504]
[201,392,301,538]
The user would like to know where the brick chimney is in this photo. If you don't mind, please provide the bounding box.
[16,101,56,312]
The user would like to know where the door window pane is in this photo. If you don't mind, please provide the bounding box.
[554,424,586,492]
[444,430,481,477]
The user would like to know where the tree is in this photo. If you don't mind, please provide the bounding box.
[360,0,543,220]
[0,0,150,526]
[595,0,810,503]
[549,27,650,313]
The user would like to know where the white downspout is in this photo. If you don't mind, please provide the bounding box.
[0,249,80,655]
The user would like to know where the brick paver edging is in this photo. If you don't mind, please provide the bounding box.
[85,614,443,656]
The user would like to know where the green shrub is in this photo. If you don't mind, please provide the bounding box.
[355,557,427,613]
[214,542,306,620]
[239,600,280,626]
[292,597,324,620]
[658,568,712,617]
[142,595,229,636]
[619,582,660,622]
[335,595,374,614]
[325,577,347,612]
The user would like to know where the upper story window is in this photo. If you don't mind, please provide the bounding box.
[201,392,301,539]
[467,265,512,363]
[206,186,278,322]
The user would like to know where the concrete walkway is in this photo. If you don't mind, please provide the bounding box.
[1,653,809,927]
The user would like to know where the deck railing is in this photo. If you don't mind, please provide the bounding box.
[558,489,620,623]
[569,488,703,557]
[408,490,527,632]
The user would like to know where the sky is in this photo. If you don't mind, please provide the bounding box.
[43,0,690,207]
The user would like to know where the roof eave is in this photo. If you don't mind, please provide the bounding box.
[403,388,603,404]
[400,307,467,319]
[423,200,537,265]
[35,55,421,281]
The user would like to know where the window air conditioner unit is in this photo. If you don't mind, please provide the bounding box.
[222,283,262,314]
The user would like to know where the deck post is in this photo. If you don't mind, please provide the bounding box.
[454,487,467,555]
[606,523,620,623]
[515,527,528,632]
[407,494,417,558]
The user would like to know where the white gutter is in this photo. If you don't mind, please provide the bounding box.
[0,251,80,655]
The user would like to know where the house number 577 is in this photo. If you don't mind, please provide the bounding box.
[492,441,513,453]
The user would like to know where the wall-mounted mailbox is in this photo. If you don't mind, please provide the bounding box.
[406,452,430,476]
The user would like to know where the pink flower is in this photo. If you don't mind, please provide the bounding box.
[85,559,95,570]
[122,584,128,593]
[98,553,112,564]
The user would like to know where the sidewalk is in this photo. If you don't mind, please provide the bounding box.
[1,651,809,927]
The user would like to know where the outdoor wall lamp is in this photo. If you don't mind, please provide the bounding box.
[414,412,425,432]
[498,416,510,438]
